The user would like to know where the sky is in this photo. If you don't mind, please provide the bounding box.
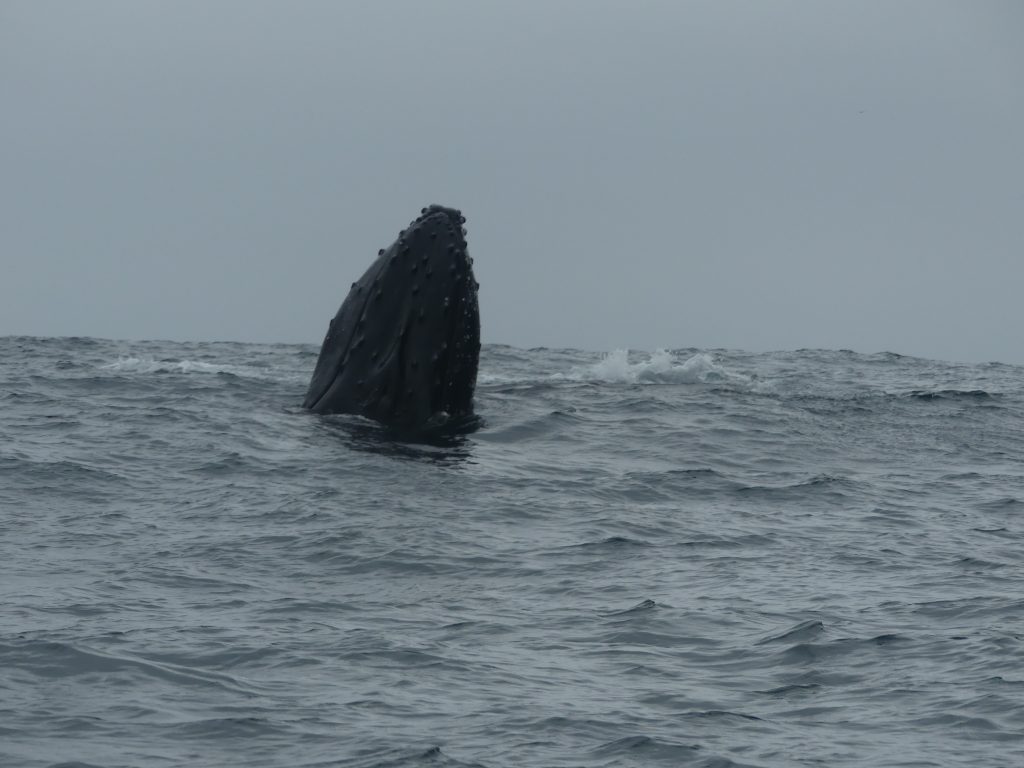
[1,1,1021,363]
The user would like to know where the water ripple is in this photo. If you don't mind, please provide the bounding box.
[1,338,1023,768]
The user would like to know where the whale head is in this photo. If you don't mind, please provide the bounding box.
[303,205,481,433]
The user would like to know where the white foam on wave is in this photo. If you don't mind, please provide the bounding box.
[101,356,276,379]
[477,349,752,388]
[477,372,529,386]
[564,349,749,385]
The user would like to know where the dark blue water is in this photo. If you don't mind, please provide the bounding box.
[2,336,1023,767]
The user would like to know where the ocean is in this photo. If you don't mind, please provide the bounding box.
[2,336,1022,768]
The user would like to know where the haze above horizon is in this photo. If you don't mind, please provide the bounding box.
[2,1,1021,364]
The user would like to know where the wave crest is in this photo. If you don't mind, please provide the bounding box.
[564,349,748,385]
[101,356,274,379]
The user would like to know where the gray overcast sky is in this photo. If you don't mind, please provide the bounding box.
[2,1,1021,363]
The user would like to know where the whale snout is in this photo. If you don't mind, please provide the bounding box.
[303,204,480,432]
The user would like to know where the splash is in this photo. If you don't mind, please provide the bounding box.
[566,349,747,385]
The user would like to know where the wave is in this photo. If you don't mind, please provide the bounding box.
[99,355,301,382]
[479,349,751,387]
[565,349,748,385]
[906,389,993,401]
[590,734,705,762]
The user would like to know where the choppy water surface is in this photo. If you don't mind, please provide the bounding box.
[2,336,1023,767]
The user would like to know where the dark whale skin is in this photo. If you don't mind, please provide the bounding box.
[302,205,480,432]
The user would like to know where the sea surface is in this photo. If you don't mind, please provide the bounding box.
[2,336,1023,768]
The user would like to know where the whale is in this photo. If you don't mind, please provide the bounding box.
[303,205,481,433]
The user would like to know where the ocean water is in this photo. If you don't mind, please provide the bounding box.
[2,335,1022,768]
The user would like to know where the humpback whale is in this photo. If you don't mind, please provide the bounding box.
[303,205,481,433]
